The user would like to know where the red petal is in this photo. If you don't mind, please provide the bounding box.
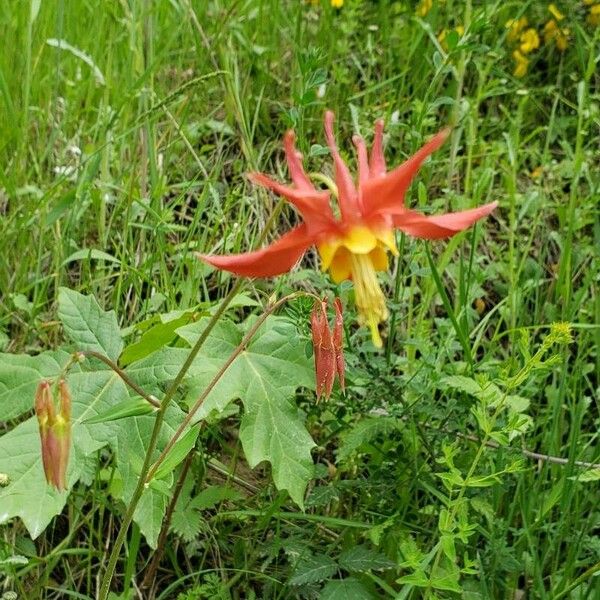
[249,172,334,231]
[352,135,369,186]
[369,119,386,177]
[283,130,314,192]
[197,225,314,277]
[361,128,450,216]
[332,298,345,394]
[392,202,498,239]
[324,111,360,221]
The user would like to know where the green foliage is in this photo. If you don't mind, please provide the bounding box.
[57,287,123,359]
[1,0,599,597]
[337,416,399,462]
[289,553,338,586]
[320,578,373,599]
[0,350,70,421]
[178,316,315,506]
[151,426,200,481]
[84,397,156,424]
[338,546,396,573]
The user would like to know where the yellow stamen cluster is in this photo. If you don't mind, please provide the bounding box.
[318,226,397,347]
[350,253,388,347]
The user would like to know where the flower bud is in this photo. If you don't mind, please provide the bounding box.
[332,298,345,394]
[310,297,345,401]
[34,379,71,491]
[311,299,335,401]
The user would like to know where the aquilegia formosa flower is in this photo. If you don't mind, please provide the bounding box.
[199,111,497,347]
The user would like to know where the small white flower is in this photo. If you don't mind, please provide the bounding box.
[53,165,77,179]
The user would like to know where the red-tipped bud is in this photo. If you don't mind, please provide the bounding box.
[310,297,345,401]
[34,379,72,491]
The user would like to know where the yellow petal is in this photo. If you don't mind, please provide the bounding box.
[343,226,378,255]
[318,238,342,271]
[519,28,540,54]
[329,248,353,283]
[374,228,398,256]
[548,3,565,21]
[369,246,389,272]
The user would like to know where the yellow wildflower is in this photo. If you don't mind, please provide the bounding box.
[544,19,569,50]
[506,16,528,42]
[588,4,600,26]
[556,28,569,50]
[543,19,557,42]
[549,322,573,345]
[530,166,544,179]
[331,0,344,7]
[437,25,464,50]
[548,3,565,21]
[416,0,433,17]
[512,49,529,78]
[474,298,486,315]
[519,28,540,53]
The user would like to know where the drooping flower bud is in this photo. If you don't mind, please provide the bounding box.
[34,379,71,491]
[311,299,335,401]
[310,297,345,401]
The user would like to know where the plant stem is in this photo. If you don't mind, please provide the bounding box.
[385,233,406,364]
[141,452,194,596]
[81,351,160,408]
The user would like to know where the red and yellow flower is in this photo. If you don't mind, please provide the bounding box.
[199,111,497,347]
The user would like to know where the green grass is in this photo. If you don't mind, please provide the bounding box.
[1,0,599,598]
